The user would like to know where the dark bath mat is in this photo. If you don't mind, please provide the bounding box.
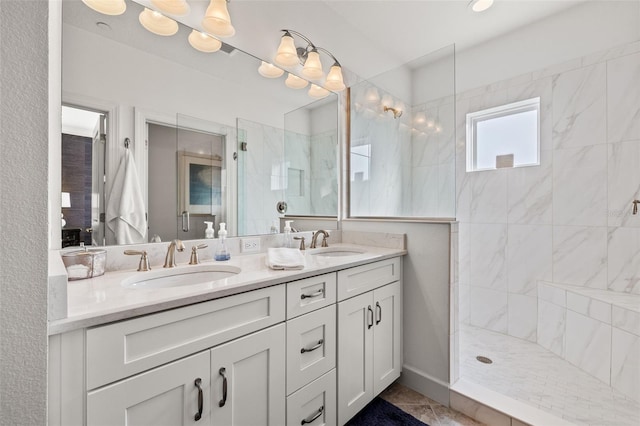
[345,397,430,426]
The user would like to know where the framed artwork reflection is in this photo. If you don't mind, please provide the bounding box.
[178,152,222,215]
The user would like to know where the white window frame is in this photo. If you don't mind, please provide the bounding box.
[466,97,540,172]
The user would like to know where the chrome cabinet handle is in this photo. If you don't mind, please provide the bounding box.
[367,305,374,329]
[301,289,324,300]
[218,367,227,407]
[194,378,203,421]
[300,339,324,354]
[376,301,382,325]
[301,406,324,425]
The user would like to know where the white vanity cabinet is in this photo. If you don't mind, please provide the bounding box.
[336,258,402,425]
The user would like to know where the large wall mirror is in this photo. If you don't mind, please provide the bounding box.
[60,0,338,247]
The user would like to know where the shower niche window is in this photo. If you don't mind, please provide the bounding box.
[466,97,540,172]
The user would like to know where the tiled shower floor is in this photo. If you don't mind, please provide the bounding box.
[460,325,640,425]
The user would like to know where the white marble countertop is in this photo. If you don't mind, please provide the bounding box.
[48,244,406,335]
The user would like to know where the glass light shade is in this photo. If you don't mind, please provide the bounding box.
[308,84,330,99]
[274,34,299,67]
[469,0,494,12]
[301,50,323,80]
[202,0,235,38]
[188,30,222,53]
[150,0,191,16]
[324,65,345,91]
[139,8,178,36]
[258,61,284,78]
[285,73,309,89]
[81,0,126,15]
[365,87,380,104]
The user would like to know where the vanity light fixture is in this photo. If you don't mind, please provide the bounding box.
[139,8,179,36]
[188,29,222,53]
[258,61,285,78]
[81,0,126,15]
[150,0,191,16]
[61,192,71,228]
[202,0,235,38]
[308,84,330,99]
[469,0,494,13]
[273,29,346,92]
[285,73,309,89]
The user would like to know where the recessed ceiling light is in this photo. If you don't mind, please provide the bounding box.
[95,21,111,31]
[469,0,494,13]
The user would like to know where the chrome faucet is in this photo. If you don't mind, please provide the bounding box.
[310,230,330,249]
[163,239,185,268]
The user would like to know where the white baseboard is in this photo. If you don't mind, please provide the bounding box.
[399,365,450,406]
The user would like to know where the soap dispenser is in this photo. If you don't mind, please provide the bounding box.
[204,221,214,239]
[214,222,231,261]
[283,220,294,248]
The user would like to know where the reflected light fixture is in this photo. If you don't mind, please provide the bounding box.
[308,84,330,99]
[285,73,309,89]
[150,0,191,16]
[272,29,346,92]
[61,192,71,228]
[202,0,235,38]
[139,8,179,36]
[469,0,494,12]
[81,0,126,15]
[188,29,222,52]
[258,61,284,78]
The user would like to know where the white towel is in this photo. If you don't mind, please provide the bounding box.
[266,248,306,270]
[106,149,147,244]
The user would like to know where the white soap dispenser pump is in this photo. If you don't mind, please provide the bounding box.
[204,221,214,239]
[214,222,230,261]
[283,220,294,248]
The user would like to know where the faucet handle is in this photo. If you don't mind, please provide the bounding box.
[321,233,329,247]
[293,236,306,251]
[124,250,151,271]
[189,244,208,265]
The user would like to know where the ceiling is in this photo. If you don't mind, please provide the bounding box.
[130,0,586,80]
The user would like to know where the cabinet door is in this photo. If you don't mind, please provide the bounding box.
[211,324,285,426]
[373,281,402,395]
[287,370,336,426]
[337,292,373,425]
[87,351,210,426]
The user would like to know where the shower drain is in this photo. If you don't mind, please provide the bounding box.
[476,355,493,364]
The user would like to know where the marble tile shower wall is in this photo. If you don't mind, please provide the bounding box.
[457,42,640,343]
[310,130,338,215]
[284,130,312,215]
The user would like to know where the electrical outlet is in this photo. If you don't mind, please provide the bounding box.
[241,238,261,253]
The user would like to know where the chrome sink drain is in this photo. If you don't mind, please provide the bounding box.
[476,355,493,364]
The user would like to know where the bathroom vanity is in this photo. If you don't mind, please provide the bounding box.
[48,244,405,426]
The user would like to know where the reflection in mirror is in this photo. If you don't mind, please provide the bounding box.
[349,45,456,218]
[61,0,338,247]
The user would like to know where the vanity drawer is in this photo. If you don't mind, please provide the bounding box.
[86,285,285,390]
[286,305,336,395]
[337,257,401,301]
[287,369,336,426]
[287,272,337,319]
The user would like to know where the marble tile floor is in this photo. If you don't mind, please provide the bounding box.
[460,324,640,425]
[380,383,485,425]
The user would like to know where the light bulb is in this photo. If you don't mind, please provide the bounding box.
[188,30,222,53]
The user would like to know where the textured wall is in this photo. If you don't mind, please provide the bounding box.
[0,1,49,425]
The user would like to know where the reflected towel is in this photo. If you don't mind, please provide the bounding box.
[266,248,305,270]
[106,149,146,244]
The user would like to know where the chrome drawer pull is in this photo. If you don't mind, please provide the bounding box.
[218,367,227,407]
[300,289,324,300]
[301,406,324,425]
[300,339,324,354]
[194,378,203,421]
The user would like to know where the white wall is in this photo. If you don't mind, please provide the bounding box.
[0,1,49,424]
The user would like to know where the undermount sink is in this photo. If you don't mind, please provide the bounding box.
[310,248,365,257]
[121,264,241,289]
